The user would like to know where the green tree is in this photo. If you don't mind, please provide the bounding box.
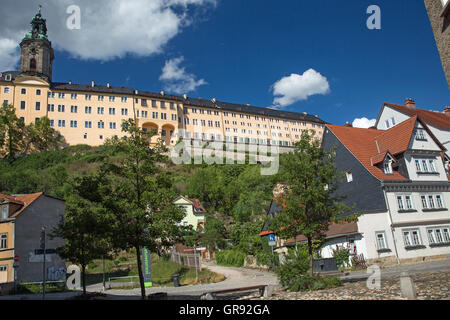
[0,103,25,161]
[50,175,113,295]
[25,116,64,152]
[100,119,186,299]
[271,130,357,276]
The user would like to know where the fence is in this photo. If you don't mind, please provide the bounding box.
[107,276,139,289]
[170,251,201,270]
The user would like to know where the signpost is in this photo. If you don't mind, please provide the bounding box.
[268,234,276,270]
[40,227,46,300]
[13,255,19,293]
[141,247,152,288]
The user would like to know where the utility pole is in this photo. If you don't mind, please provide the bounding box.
[102,256,106,292]
[40,227,46,300]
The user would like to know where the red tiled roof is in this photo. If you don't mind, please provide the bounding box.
[383,103,450,130]
[327,125,407,181]
[373,116,417,155]
[191,199,206,213]
[328,116,446,181]
[0,192,43,217]
[285,222,358,244]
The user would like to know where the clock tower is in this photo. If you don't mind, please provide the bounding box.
[18,6,54,83]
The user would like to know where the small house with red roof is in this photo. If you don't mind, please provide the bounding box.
[322,107,450,266]
[0,192,65,293]
[173,196,206,232]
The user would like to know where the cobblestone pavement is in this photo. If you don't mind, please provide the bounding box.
[241,271,450,300]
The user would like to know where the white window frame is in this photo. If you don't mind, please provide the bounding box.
[427,226,450,245]
[1,205,8,219]
[346,171,353,183]
[0,265,7,271]
[420,194,446,210]
[415,128,427,141]
[375,231,388,250]
[0,233,7,249]
[402,228,422,247]
[396,194,414,211]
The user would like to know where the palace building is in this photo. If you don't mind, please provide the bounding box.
[0,9,326,148]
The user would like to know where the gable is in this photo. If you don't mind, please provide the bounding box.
[173,196,193,206]
[376,104,411,130]
[409,121,443,152]
[13,76,50,86]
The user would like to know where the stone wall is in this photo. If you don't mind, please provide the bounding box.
[424,0,450,87]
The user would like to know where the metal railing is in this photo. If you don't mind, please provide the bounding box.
[20,280,66,286]
[107,276,139,289]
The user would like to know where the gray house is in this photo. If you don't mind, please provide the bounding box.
[0,192,65,288]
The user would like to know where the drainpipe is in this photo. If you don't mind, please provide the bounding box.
[382,184,400,265]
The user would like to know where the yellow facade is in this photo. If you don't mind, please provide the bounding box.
[0,220,15,284]
[0,76,324,148]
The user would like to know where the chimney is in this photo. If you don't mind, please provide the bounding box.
[444,107,450,115]
[344,122,353,127]
[91,80,95,87]
[183,93,187,100]
[160,90,164,96]
[68,80,72,85]
[107,82,110,88]
[405,98,416,109]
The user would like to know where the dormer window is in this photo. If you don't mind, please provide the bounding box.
[384,160,393,174]
[1,205,8,219]
[415,129,427,141]
[346,171,353,183]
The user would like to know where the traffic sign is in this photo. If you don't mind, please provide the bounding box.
[268,234,275,242]
[14,255,19,262]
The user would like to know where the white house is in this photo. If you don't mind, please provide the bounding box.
[323,115,450,266]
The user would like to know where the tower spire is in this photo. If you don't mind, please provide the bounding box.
[24,4,48,41]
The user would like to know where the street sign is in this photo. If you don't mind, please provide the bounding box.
[268,234,276,247]
[34,249,56,255]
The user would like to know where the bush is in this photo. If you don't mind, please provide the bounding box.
[332,246,350,268]
[216,250,247,267]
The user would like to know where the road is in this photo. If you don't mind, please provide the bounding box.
[1,258,449,300]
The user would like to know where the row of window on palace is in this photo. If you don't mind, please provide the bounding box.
[395,193,446,211]
[4,87,324,127]
[375,226,450,251]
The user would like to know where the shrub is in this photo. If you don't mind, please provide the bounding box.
[216,250,247,267]
[332,246,350,268]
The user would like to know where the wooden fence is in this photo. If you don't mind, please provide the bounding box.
[170,251,202,270]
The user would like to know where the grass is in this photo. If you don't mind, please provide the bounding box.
[81,250,225,289]
[11,282,67,295]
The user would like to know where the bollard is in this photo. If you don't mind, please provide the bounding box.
[263,285,274,298]
[200,293,216,300]
[400,272,416,299]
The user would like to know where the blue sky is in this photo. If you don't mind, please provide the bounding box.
[2,0,449,126]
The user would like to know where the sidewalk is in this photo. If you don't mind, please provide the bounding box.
[340,258,450,282]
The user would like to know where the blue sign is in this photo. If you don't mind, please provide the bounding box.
[268,234,275,242]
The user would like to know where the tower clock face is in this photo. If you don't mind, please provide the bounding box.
[30,47,37,55]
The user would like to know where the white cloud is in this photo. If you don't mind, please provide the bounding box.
[0,37,21,71]
[271,69,330,108]
[159,56,206,93]
[0,0,216,68]
[352,117,376,128]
